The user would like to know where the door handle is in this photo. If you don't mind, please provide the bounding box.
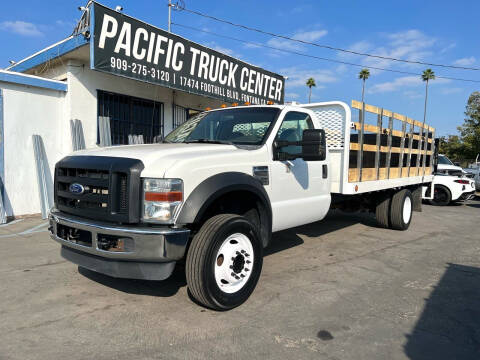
[322,164,328,179]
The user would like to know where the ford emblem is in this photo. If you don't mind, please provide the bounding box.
[69,183,85,195]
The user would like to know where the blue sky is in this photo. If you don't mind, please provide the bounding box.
[0,0,479,136]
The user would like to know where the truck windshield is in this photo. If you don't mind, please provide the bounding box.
[164,107,280,145]
[438,155,454,165]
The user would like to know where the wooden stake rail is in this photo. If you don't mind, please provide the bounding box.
[351,123,433,143]
[349,100,435,183]
[350,143,433,155]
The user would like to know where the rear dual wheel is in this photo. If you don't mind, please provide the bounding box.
[375,194,391,228]
[375,189,413,231]
[390,189,413,230]
[186,214,263,310]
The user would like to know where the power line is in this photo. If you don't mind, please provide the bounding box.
[172,22,480,84]
[179,7,480,72]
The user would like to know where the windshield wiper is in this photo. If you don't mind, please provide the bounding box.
[184,139,233,145]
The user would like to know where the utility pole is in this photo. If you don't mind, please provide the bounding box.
[168,0,172,32]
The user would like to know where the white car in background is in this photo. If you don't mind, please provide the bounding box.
[436,154,464,175]
[464,167,480,191]
[423,173,476,206]
[464,155,480,191]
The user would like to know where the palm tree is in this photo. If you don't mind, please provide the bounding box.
[421,69,435,126]
[306,77,316,103]
[358,68,370,104]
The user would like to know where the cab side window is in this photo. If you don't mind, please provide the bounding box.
[275,111,314,155]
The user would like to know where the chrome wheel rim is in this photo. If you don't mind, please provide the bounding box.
[214,233,254,294]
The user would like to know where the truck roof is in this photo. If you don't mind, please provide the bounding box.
[206,101,349,113]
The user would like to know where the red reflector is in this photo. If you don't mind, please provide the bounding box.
[145,191,183,202]
[454,179,469,184]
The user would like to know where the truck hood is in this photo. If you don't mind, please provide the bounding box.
[72,143,243,177]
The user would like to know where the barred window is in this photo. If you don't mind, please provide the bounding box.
[173,105,188,128]
[173,105,201,129]
[97,90,164,145]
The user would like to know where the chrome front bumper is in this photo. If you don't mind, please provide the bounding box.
[49,210,190,280]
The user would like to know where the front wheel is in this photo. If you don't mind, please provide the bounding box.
[186,214,263,310]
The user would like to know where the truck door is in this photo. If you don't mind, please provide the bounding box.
[270,111,331,232]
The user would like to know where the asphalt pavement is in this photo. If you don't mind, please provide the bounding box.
[1,198,479,360]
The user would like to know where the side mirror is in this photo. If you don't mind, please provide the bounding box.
[302,129,326,161]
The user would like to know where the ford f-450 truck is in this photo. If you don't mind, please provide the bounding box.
[49,101,436,310]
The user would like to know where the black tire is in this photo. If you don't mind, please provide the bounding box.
[185,214,263,310]
[375,194,391,228]
[390,189,413,231]
[429,185,452,206]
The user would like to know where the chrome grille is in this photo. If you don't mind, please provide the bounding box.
[57,167,111,214]
[54,156,144,223]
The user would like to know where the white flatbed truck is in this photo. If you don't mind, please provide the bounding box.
[49,100,436,309]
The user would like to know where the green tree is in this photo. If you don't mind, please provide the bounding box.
[306,77,316,103]
[438,135,466,160]
[421,69,435,127]
[358,68,370,103]
[458,91,480,159]
[437,92,480,162]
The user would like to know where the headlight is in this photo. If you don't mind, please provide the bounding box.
[142,178,183,224]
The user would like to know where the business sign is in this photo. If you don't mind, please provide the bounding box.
[90,3,285,104]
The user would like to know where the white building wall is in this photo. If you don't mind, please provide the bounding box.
[65,60,222,148]
[2,83,65,216]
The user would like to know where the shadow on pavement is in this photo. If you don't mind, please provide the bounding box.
[78,265,186,297]
[266,210,372,256]
[79,210,370,296]
[449,202,464,207]
[298,209,378,236]
[265,232,305,256]
[404,263,480,360]
[467,203,480,209]
[423,201,469,207]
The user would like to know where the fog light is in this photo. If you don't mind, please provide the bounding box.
[97,234,134,252]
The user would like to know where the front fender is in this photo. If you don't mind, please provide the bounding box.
[176,172,272,245]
